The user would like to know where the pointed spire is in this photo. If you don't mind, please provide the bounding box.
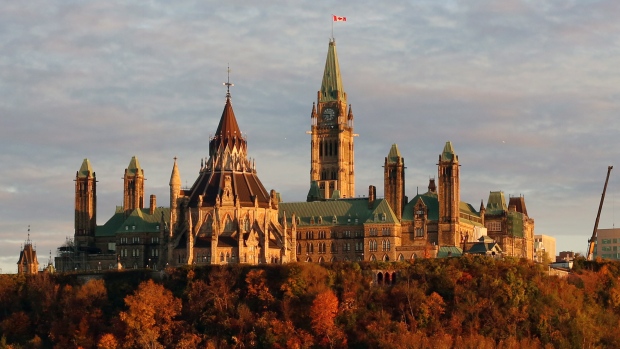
[347,104,354,120]
[441,141,456,162]
[209,69,247,157]
[77,158,94,178]
[170,157,181,186]
[319,39,346,104]
[311,102,317,118]
[306,181,324,202]
[127,156,142,175]
[387,144,402,164]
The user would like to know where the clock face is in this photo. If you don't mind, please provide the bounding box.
[322,108,336,122]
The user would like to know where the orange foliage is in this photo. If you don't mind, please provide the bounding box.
[120,279,182,349]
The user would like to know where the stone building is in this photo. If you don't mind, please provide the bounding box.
[310,38,355,199]
[57,37,536,270]
[17,232,39,275]
[166,85,292,266]
[484,192,535,259]
[56,157,168,272]
[534,234,556,263]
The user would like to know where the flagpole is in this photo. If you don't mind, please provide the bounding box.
[331,15,334,40]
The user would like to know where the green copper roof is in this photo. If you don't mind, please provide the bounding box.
[280,198,399,226]
[467,236,502,254]
[441,141,456,161]
[319,39,346,104]
[402,192,439,221]
[387,144,401,164]
[126,156,142,176]
[77,158,94,178]
[437,246,463,258]
[96,206,170,237]
[306,181,324,202]
[459,202,483,226]
[402,191,482,226]
[486,191,508,215]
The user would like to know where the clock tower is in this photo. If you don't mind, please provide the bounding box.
[309,38,355,199]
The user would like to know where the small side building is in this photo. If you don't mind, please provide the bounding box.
[17,233,39,275]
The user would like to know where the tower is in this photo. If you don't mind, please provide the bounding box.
[169,157,181,232]
[437,141,460,246]
[166,73,291,267]
[123,156,144,215]
[310,38,355,199]
[384,144,405,220]
[75,158,96,248]
[17,227,39,275]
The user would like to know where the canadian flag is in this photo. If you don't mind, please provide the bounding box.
[333,15,347,22]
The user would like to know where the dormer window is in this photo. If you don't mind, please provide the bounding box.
[125,226,129,231]
[332,216,337,224]
[155,225,160,230]
[132,225,136,230]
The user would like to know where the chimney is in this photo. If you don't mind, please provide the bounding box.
[150,194,156,214]
[368,185,376,209]
[428,178,437,193]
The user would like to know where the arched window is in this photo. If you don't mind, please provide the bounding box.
[205,215,213,233]
[226,252,230,263]
[370,240,377,252]
[224,216,234,232]
[220,252,224,262]
[297,243,301,254]
[244,218,251,232]
[382,240,391,251]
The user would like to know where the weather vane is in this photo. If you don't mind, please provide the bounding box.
[223,65,234,98]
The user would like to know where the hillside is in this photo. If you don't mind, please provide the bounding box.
[0,256,618,349]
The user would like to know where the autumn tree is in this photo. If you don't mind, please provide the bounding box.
[245,269,275,311]
[120,279,182,349]
[310,289,346,348]
[97,333,118,349]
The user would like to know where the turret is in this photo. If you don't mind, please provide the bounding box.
[123,156,144,215]
[437,141,461,246]
[75,158,97,248]
[384,144,405,220]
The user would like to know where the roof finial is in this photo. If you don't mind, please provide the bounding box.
[223,64,234,99]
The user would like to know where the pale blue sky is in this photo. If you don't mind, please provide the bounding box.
[2,1,620,272]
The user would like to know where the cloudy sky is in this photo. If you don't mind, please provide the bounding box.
[2,1,620,273]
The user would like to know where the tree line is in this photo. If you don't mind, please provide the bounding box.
[0,256,619,348]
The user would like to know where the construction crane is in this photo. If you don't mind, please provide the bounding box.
[587,165,613,261]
